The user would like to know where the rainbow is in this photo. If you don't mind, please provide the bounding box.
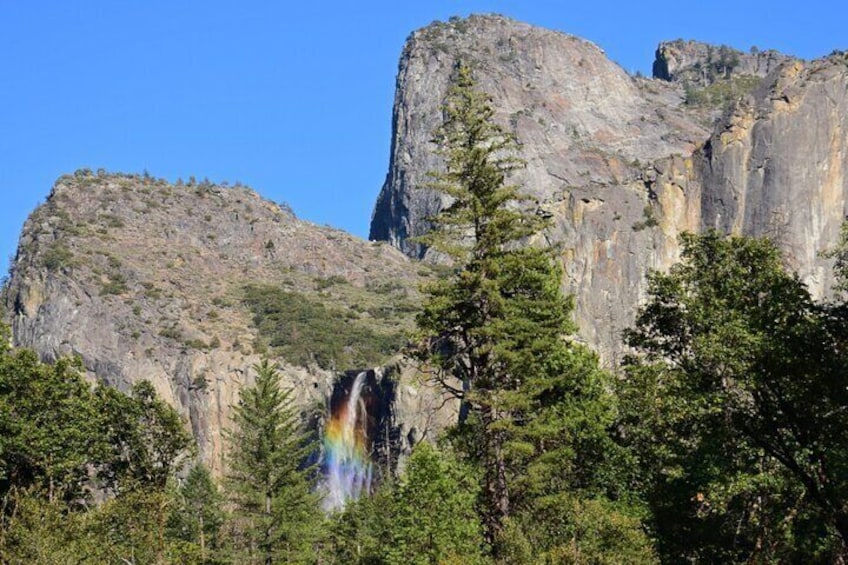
[323,371,373,510]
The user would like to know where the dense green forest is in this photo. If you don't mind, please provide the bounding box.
[2,64,848,563]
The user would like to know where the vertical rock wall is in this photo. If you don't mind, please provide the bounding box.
[370,16,848,359]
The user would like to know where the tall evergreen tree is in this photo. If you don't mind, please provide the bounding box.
[414,61,551,543]
[413,63,647,559]
[224,359,322,564]
[168,464,224,562]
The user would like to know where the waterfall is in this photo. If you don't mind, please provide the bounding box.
[323,371,373,511]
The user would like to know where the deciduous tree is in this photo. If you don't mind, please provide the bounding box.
[623,231,848,562]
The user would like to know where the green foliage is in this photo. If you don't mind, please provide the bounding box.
[622,231,848,562]
[41,242,75,271]
[414,61,647,560]
[823,220,848,296]
[0,337,98,503]
[632,204,659,231]
[323,444,485,565]
[322,481,388,564]
[0,331,197,561]
[99,271,129,295]
[94,380,193,493]
[84,488,175,564]
[383,444,484,565]
[99,214,125,229]
[223,360,323,563]
[169,464,225,561]
[243,285,405,369]
[314,275,347,290]
[0,491,96,563]
[501,496,656,565]
[684,75,762,108]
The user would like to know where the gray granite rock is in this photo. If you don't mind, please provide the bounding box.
[370,15,848,363]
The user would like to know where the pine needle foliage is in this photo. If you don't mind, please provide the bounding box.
[224,359,322,564]
[413,62,646,559]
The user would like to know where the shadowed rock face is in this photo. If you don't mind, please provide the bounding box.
[370,14,848,362]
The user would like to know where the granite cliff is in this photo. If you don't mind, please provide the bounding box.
[2,171,451,473]
[5,14,847,471]
[371,14,848,362]
[652,39,793,86]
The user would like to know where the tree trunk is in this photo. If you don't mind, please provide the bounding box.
[458,378,471,425]
[198,513,205,560]
[156,496,167,565]
[264,491,273,565]
[481,406,509,550]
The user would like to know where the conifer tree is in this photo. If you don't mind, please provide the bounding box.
[224,359,322,564]
[413,63,641,557]
[168,464,224,561]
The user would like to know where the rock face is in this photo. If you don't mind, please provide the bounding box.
[5,15,848,476]
[3,171,452,472]
[696,54,848,290]
[652,39,793,86]
[370,15,848,361]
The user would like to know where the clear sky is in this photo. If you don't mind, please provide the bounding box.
[2,1,846,277]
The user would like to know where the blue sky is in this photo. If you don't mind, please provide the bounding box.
[2,1,846,276]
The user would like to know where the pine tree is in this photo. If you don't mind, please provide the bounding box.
[383,443,484,565]
[224,359,322,564]
[168,464,224,561]
[413,63,642,557]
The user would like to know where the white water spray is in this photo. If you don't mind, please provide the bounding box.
[323,371,373,511]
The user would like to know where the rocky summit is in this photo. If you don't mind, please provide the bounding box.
[371,14,848,362]
[5,14,848,465]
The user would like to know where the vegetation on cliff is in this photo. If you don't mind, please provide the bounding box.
[3,36,848,564]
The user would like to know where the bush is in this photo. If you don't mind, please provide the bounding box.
[41,243,74,271]
[100,273,128,295]
[243,285,405,370]
[314,275,348,290]
[684,75,762,108]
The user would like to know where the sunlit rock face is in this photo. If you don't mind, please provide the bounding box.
[371,14,848,362]
[1,172,453,473]
[4,15,847,478]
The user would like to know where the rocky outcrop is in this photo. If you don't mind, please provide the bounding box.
[370,15,848,361]
[371,15,708,360]
[696,53,848,293]
[5,15,847,475]
[653,39,793,86]
[3,171,454,472]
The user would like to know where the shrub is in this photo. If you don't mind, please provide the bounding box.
[242,285,405,370]
[41,243,74,271]
[100,273,128,296]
